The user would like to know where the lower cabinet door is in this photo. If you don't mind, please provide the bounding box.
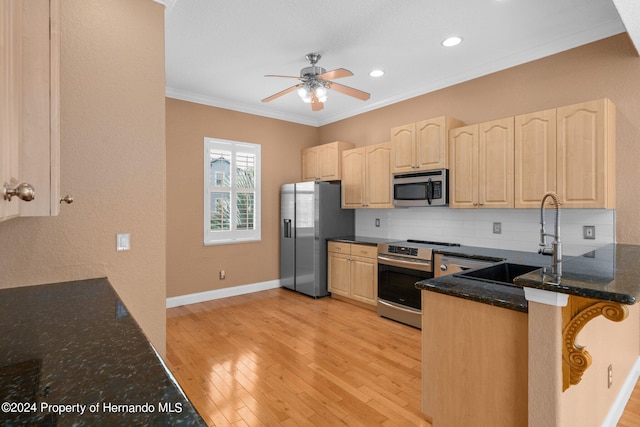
[350,255,377,306]
[328,252,350,298]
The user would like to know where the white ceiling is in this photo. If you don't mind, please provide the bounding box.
[163,0,637,127]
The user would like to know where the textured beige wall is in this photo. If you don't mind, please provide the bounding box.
[0,0,167,354]
[320,34,640,245]
[165,99,318,297]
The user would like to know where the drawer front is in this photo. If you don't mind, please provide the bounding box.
[350,244,378,259]
[328,241,351,255]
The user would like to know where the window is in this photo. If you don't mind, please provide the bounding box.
[204,138,261,245]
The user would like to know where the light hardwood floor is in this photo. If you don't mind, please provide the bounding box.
[166,287,640,427]
[166,288,430,426]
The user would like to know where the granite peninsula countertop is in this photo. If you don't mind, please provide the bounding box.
[515,243,640,305]
[418,243,640,312]
[0,278,205,426]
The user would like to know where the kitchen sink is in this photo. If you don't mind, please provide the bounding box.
[455,262,541,287]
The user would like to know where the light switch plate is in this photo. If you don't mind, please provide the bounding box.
[116,233,130,251]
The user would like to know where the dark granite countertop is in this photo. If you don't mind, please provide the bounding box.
[418,272,529,312]
[418,243,640,312]
[416,245,553,313]
[0,278,205,426]
[515,243,640,305]
[328,236,398,246]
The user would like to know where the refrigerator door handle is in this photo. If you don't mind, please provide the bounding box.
[283,219,292,238]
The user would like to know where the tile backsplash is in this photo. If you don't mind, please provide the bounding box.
[356,208,615,256]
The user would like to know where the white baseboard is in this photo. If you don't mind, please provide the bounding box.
[601,356,640,427]
[166,280,281,308]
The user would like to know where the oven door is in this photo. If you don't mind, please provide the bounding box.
[377,255,433,329]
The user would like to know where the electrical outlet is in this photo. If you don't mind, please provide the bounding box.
[584,225,596,240]
[608,364,613,388]
[220,270,226,280]
[375,218,380,228]
[493,222,502,234]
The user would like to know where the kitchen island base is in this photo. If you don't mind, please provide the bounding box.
[421,290,528,426]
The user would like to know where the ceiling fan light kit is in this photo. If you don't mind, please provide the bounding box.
[262,52,370,111]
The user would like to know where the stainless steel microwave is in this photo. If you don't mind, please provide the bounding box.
[393,169,449,207]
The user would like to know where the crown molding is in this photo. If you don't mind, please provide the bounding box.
[612,0,640,54]
[151,0,179,8]
[165,87,321,127]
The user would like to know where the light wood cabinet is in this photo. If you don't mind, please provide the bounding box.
[514,99,615,209]
[341,142,393,209]
[556,98,615,208]
[328,241,378,308]
[514,108,557,208]
[301,141,354,182]
[1,0,60,221]
[479,117,514,208]
[391,116,463,173]
[449,117,514,208]
[422,291,528,426]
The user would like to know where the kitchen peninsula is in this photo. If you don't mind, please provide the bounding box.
[417,243,640,427]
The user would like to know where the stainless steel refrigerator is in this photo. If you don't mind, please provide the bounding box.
[280,181,354,297]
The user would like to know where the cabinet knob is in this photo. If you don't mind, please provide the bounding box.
[3,182,35,202]
[60,194,74,204]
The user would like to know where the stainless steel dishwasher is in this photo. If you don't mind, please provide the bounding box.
[434,253,497,277]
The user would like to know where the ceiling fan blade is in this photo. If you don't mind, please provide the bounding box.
[317,68,353,80]
[328,82,371,101]
[264,74,302,79]
[261,84,300,103]
[311,93,324,111]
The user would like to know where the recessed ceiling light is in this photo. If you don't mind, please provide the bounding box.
[369,69,384,77]
[442,36,463,47]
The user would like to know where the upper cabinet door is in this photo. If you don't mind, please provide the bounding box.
[478,117,514,208]
[0,0,21,220]
[415,116,464,171]
[1,0,60,221]
[301,146,318,182]
[449,125,478,208]
[318,142,340,181]
[365,142,393,208]
[556,99,615,208]
[514,109,557,208]
[390,123,415,173]
[341,148,365,208]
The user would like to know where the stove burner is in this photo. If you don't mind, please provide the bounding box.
[406,239,461,247]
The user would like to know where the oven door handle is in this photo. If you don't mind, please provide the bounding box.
[378,299,422,314]
[377,255,432,272]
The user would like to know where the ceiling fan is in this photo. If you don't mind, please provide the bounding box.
[261,53,370,111]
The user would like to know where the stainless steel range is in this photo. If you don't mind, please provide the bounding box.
[377,239,460,328]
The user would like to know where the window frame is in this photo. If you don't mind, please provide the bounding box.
[203,137,261,245]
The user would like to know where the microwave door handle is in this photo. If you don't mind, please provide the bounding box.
[426,178,433,205]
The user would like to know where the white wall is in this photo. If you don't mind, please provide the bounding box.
[356,208,615,256]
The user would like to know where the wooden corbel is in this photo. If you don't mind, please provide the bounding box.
[562,296,628,391]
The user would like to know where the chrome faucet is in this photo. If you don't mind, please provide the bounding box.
[539,192,562,277]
